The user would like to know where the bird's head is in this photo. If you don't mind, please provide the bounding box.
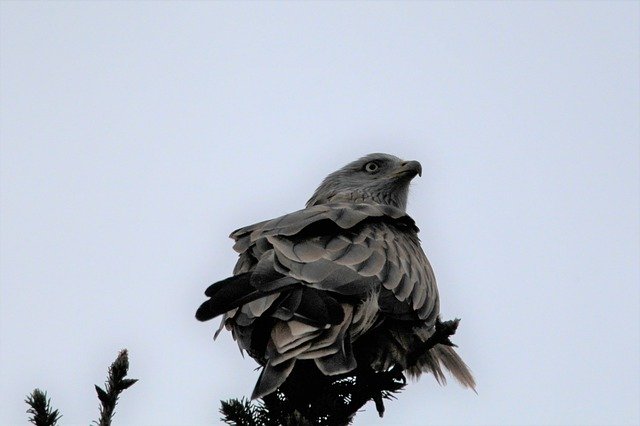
[306,153,422,211]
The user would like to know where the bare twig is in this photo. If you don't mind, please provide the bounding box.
[406,317,460,366]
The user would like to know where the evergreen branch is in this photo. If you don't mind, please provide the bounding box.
[94,349,138,426]
[25,389,62,426]
[220,398,258,425]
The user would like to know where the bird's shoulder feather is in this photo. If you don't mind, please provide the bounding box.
[231,203,437,321]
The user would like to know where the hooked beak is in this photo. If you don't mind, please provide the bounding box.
[394,160,422,179]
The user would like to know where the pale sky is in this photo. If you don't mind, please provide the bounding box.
[1,2,638,425]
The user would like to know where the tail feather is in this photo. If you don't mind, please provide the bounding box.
[409,344,476,391]
[433,344,476,390]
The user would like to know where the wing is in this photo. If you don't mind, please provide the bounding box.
[197,202,439,398]
[230,202,438,322]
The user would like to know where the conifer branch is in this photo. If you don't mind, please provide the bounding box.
[25,389,62,426]
[94,349,138,426]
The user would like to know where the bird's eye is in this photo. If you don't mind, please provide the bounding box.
[364,162,379,173]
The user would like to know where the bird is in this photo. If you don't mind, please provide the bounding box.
[196,153,475,401]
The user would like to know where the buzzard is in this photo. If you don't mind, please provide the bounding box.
[196,153,475,400]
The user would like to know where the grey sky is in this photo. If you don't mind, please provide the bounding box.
[1,2,638,425]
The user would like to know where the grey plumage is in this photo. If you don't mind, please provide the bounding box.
[196,153,475,399]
